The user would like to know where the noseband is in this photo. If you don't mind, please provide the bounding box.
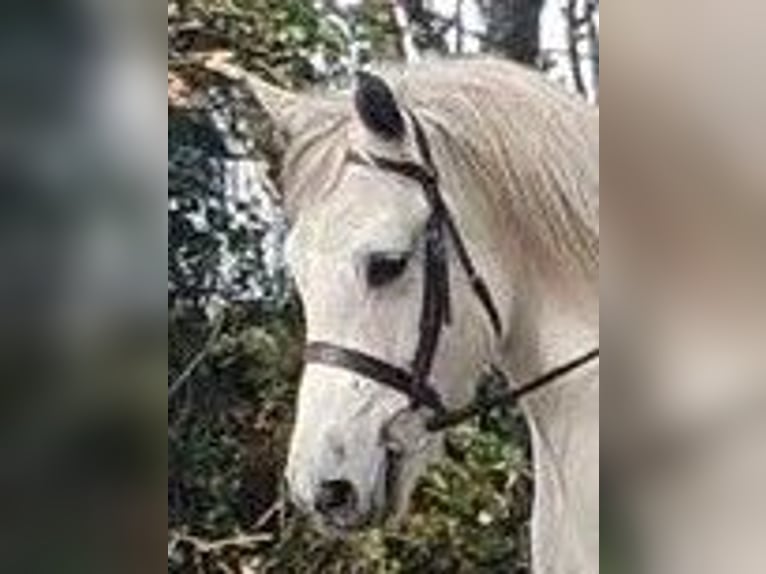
[304,111,598,431]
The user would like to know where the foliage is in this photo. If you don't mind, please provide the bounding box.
[169,300,532,573]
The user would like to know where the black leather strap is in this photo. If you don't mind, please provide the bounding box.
[411,211,451,398]
[426,348,600,431]
[409,113,503,338]
[304,341,446,412]
[346,151,437,190]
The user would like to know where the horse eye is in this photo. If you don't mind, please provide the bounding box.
[366,252,409,288]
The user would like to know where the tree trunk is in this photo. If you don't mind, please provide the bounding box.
[485,0,546,66]
[566,0,588,97]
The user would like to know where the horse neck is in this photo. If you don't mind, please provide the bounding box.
[504,282,600,573]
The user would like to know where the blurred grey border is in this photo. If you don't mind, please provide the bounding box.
[0,3,165,573]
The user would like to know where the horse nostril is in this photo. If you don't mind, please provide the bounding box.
[314,479,356,514]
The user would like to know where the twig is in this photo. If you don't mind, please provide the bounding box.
[169,311,226,400]
[254,499,284,531]
[171,531,272,555]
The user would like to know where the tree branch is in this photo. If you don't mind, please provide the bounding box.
[168,311,225,400]
[566,0,588,98]
[585,0,599,99]
[169,531,272,555]
[455,0,466,54]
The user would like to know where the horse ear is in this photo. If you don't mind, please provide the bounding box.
[203,51,299,127]
[354,71,406,142]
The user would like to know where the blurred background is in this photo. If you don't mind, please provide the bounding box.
[168,1,598,572]
[0,2,164,573]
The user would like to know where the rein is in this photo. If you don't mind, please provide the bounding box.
[304,110,599,432]
[426,348,600,431]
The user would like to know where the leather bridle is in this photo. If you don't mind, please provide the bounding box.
[304,111,599,432]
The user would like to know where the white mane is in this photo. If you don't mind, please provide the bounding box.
[282,58,599,294]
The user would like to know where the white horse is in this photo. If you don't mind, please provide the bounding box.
[209,56,599,573]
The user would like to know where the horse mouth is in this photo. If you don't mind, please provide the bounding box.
[306,454,400,538]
